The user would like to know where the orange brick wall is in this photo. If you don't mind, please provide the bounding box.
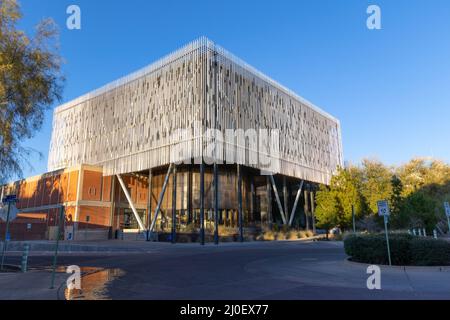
[102,176,112,202]
[67,170,79,202]
[81,170,102,201]
[1,166,155,240]
[78,206,111,229]
[60,172,69,202]
[12,170,78,209]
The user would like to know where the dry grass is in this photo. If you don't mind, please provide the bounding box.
[218,226,238,236]
[297,230,314,238]
[286,231,299,240]
[256,229,316,241]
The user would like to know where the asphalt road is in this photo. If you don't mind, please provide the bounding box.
[2,240,450,300]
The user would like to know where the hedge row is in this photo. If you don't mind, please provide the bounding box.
[344,233,450,266]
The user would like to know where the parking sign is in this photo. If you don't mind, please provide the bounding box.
[377,200,390,217]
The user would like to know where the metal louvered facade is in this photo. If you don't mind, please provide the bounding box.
[48,37,343,185]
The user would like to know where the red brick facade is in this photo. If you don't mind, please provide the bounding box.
[1,165,151,241]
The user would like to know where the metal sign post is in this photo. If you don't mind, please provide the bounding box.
[50,205,65,289]
[352,205,356,233]
[377,200,392,266]
[444,202,450,234]
[1,195,18,271]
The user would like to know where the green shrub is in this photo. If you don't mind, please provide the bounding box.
[344,233,414,265]
[345,233,450,266]
[409,238,450,266]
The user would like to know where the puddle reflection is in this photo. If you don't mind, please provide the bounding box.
[64,267,125,300]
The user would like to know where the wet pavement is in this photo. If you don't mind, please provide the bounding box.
[64,267,125,300]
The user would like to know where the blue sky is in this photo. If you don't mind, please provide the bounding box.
[16,0,450,179]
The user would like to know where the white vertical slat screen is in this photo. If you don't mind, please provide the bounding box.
[48,37,343,185]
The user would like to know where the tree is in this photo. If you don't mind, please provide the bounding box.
[316,158,450,233]
[397,158,450,230]
[402,192,438,232]
[0,0,63,183]
[315,185,339,239]
[360,159,393,215]
[315,166,366,230]
[396,158,434,197]
[389,175,407,228]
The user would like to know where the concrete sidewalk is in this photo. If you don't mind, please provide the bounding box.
[0,240,174,253]
[0,270,67,300]
[0,238,321,254]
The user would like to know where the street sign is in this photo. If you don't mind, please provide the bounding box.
[2,194,17,204]
[377,200,390,217]
[377,199,392,266]
[444,202,450,217]
[0,203,18,222]
[1,197,18,271]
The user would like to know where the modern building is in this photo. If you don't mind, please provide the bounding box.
[0,37,343,242]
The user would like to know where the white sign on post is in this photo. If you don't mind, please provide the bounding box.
[377,200,392,266]
[377,200,390,217]
[0,203,19,222]
[444,202,450,217]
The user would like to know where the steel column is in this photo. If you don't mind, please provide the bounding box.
[146,169,152,241]
[109,176,116,239]
[266,176,272,229]
[50,205,64,288]
[116,174,146,231]
[187,166,192,224]
[213,163,219,245]
[213,50,219,245]
[171,165,177,244]
[200,162,205,245]
[304,185,310,230]
[250,177,255,224]
[310,185,316,234]
[237,164,243,242]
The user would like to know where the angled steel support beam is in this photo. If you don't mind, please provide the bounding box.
[148,164,174,238]
[116,174,146,231]
[269,175,287,225]
[288,180,304,227]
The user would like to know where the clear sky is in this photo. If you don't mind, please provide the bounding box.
[15,0,450,179]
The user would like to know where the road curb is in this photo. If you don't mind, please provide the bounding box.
[344,258,450,271]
